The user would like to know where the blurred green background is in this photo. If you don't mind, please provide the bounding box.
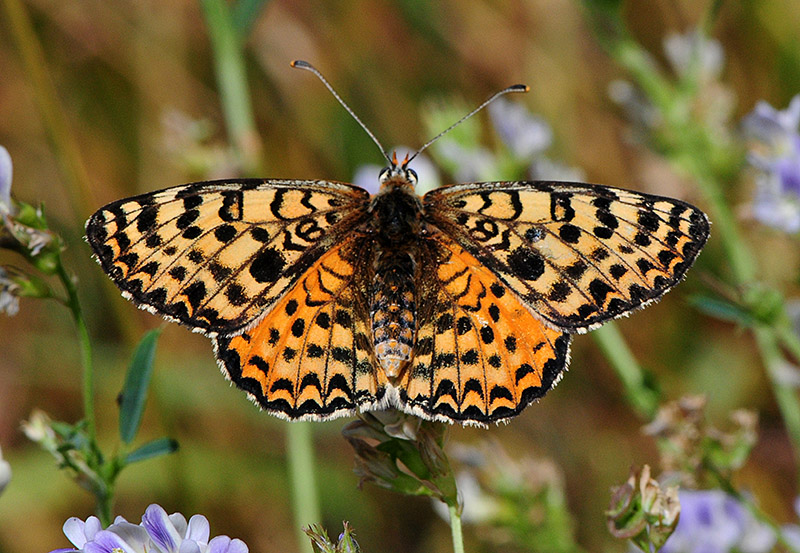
[1,0,800,551]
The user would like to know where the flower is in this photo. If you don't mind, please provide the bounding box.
[50,505,248,553]
[0,145,58,262]
[659,490,775,553]
[488,97,552,160]
[0,146,12,215]
[0,444,11,496]
[663,30,724,81]
[743,95,800,233]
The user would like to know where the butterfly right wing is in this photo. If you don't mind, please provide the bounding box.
[86,179,370,335]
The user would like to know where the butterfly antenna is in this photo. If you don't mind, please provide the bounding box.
[291,60,393,166]
[407,84,529,165]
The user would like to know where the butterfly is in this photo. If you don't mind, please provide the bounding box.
[86,61,709,426]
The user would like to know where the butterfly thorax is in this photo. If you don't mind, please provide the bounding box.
[368,176,422,380]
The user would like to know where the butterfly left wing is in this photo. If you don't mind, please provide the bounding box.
[213,234,385,421]
[86,179,370,335]
[423,181,709,333]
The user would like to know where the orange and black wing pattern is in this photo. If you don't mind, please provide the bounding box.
[86,179,370,335]
[424,181,709,333]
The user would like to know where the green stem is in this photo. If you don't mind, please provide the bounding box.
[199,0,263,174]
[56,261,96,443]
[286,423,321,553]
[592,323,660,420]
[776,322,800,365]
[753,327,800,468]
[448,504,465,553]
[56,258,115,525]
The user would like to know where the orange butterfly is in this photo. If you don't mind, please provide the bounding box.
[87,61,708,425]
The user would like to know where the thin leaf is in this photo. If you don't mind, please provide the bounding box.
[125,437,179,465]
[689,295,755,326]
[119,329,161,444]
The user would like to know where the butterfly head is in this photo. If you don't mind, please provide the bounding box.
[378,151,418,191]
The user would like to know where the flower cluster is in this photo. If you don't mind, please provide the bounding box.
[50,504,247,553]
[0,145,60,316]
[743,94,800,233]
[643,396,758,488]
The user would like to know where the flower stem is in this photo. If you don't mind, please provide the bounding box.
[286,422,321,553]
[55,260,96,444]
[56,258,115,525]
[753,327,800,465]
[448,504,465,553]
[592,323,660,420]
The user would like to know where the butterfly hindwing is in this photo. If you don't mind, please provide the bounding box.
[213,234,384,421]
[86,179,370,334]
[399,233,570,424]
[424,181,709,333]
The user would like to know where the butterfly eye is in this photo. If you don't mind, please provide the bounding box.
[378,167,390,182]
[406,168,418,184]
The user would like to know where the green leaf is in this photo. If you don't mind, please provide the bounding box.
[119,329,161,444]
[124,437,179,464]
[689,295,755,326]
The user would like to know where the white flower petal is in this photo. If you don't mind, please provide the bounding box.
[0,146,12,214]
[185,515,210,543]
[62,518,88,548]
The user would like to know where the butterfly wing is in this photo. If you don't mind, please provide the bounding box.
[399,232,570,424]
[86,179,370,335]
[213,234,384,421]
[423,181,709,333]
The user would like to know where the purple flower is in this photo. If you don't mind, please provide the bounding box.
[0,146,12,215]
[743,95,800,233]
[49,505,248,553]
[488,98,552,160]
[659,490,775,553]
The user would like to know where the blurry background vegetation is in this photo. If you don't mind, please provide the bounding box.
[1,0,800,551]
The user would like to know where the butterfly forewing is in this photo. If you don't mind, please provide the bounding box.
[424,181,709,333]
[86,179,370,334]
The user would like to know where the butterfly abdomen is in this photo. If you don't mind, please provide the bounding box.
[369,184,423,379]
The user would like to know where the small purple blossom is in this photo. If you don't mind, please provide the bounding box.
[0,146,12,214]
[49,505,248,553]
[659,490,775,553]
[488,98,552,160]
[743,95,800,233]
